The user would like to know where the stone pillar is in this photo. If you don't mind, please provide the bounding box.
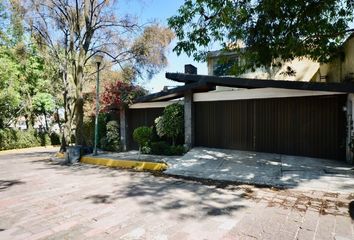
[346,94,354,164]
[184,90,194,150]
[120,106,128,151]
[184,64,197,150]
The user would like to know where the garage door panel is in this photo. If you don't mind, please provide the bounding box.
[195,100,254,151]
[195,95,346,160]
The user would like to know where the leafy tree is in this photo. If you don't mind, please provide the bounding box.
[0,1,56,130]
[0,45,21,128]
[0,88,21,128]
[168,0,354,74]
[101,80,147,111]
[101,121,120,152]
[155,103,184,146]
[27,0,174,147]
[32,92,56,130]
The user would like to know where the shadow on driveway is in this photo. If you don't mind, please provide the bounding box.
[0,180,25,192]
[84,175,247,220]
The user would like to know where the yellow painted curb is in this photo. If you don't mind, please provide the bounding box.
[80,156,168,171]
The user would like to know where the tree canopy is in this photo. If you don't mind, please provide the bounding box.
[0,0,56,128]
[0,0,174,151]
[100,80,147,111]
[168,0,354,74]
[24,0,174,147]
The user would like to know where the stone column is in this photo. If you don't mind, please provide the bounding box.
[184,64,197,150]
[346,94,354,164]
[184,90,194,150]
[120,106,128,151]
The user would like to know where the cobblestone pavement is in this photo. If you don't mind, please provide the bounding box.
[0,148,353,240]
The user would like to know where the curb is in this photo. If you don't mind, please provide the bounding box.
[0,146,57,155]
[80,156,168,171]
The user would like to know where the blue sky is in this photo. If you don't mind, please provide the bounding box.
[120,0,209,93]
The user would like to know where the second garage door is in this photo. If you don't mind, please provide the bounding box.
[194,95,346,160]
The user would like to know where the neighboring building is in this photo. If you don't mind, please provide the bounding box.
[320,34,354,83]
[207,34,354,84]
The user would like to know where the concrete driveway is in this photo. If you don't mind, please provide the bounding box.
[0,147,353,239]
[165,148,354,193]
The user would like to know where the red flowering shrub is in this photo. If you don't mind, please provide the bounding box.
[101,80,147,111]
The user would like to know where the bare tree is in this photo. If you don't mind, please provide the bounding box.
[26,0,174,148]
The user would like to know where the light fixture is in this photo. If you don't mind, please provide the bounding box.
[94,53,104,65]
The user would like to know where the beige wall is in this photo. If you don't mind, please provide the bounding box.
[320,36,354,83]
[207,53,320,82]
[207,35,354,83]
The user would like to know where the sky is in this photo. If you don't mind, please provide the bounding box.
[120,0,209,93]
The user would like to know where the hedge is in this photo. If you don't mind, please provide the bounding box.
[0,128,51,151]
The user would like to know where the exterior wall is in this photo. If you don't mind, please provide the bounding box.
[320,36,354,83]
[207,51,320,82]
[126,108,165,150]
[119,101,184,150]
[193,88,344,102]
[207,35,354,84]
[129,101,181,109]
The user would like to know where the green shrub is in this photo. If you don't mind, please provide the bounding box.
[82,113,107,147]
[169,145,186,155]
[141,145,152,154]
[151,141,170,155]
[50,132,61,145]
[155,103,184,145]
[0,128,51,151]
[34,131,51,146]
[102,121,120,152]
[133,126,153,152]
[151,141,185,156]
[154,116,165,138]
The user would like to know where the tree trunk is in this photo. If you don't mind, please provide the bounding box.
[44,111,49,131]
[60,32,70,152]
[75,97,84,146]
[24,114,29,129]
[74,58,85,146]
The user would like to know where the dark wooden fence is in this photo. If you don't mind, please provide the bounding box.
[195,95,346,160]
[127,108,165,150]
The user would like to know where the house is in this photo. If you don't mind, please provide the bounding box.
[208,34,354,83]
[119,36,354,164]
[119,65,354,164]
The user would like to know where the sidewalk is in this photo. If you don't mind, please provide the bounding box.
[79,147,354,193]
[164,148,354,193]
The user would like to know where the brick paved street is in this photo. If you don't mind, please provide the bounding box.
[0,148,353,239]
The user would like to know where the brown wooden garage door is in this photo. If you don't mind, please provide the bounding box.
[195,95,346,160]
